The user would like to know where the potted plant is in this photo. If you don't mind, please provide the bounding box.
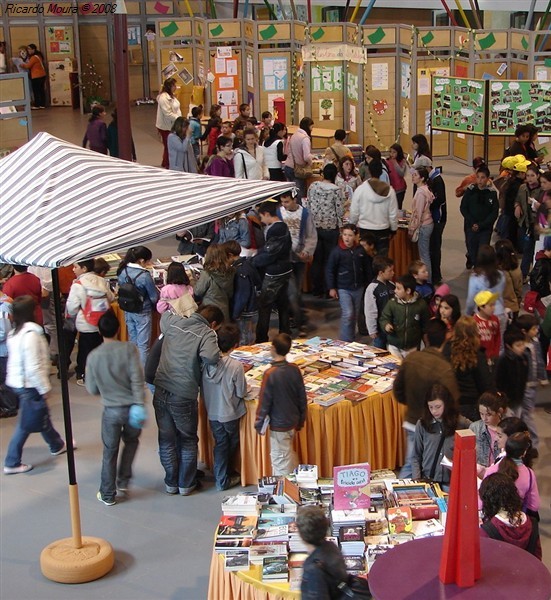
[77,58,105,111]
[321,98,333,120]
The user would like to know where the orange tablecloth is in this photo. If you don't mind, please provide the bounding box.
[208,552,299,600]
[389,228,419,278]
[198,391,406,486]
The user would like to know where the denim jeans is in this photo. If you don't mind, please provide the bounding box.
[465,228,492,268]
[4,388,64,468]
[288,262,307,329]
[399,427,415,479]
[125,311,152,366]
[209,418,240,490]
[521,386,539,450]
[519,229,536,278]
[100,406,141,501]
[255,273,291,343]
[338,288,364,342]
[417,223,434,282]
[283,165,305,201]
[153,387,198,493]
[429,221,445,283]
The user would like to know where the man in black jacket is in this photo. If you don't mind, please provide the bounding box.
[253,201,293,343]
[429,167,447,284]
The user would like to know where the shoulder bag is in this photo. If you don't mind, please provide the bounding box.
[290,140,313,180]
[314,559,372,599]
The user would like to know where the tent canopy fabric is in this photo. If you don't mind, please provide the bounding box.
[0,133,294,268]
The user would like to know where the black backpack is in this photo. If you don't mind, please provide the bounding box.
[118,268,145,313]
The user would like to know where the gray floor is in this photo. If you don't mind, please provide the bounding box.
[1,106,550,599]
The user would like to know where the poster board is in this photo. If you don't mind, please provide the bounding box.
[364,55,396,149]
[209,47,242,121]
[431,76,485,135]
[488,80,551,136]
[259,51,291,124]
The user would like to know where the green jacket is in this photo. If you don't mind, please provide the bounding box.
[379,293,430,350]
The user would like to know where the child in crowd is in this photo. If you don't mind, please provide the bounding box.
[202,323,246,491]
[379,274,430,359]
[219,121,235,143]
[364,256,395,348]
[223,241,261,346]
[516,314,547,453]
[429,282,449,316]
[85,310,145,506]
[409,260,434,303]
[494,417,530,464]
[495,239,523,320]
[495,326,528,416]
[482,432,540,518]
[479,473,542,560]
[387,143,408,210]
[255,333,307,476]
[473,291,501,368]
[411,383,471,491]
[326,224,372,342]
[93,257,110,278]
[470,391,508,477]
[0,293,18,417]
[194,244,234,322]
[156,261,196,317]
[357,232,376,336]
[216,211,251,254]
[438,294,461,332]
[189,105,203,161]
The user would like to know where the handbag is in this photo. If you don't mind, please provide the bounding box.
[167,293,198,318]
[290,142,313,180]
[409,228,420,243]
[20,393,49,433]
[315,559,372,599]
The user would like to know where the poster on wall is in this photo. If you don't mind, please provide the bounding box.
[211,50,240,121]
[431,77,485,135]
[47,26,72,54]
[263,57,288,92]
[347,72,359,101]
[319,98,335,121]
[401,62,411,99]
[246,54,254,88]
[128,26,140,46]
[371,63,388,91]
[419,67,450,96]
[349,104,356,132]
[488,80,551,136]
[312,66,343,92]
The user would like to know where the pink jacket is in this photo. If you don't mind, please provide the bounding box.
[411,185,434,227]
[157,283,194,314]
[481,462,540,512]
[283,128,313,168]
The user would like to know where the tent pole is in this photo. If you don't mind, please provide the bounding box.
[114,12,132,162]
[40,269,114,583]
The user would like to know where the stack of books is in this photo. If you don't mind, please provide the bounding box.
[224,550,250,571]
[262,556,289,583]
[216,515,258,539]
[295,464,319,487]
[331,509,368,537]
[221,495,260,517]
[249,543,288,565]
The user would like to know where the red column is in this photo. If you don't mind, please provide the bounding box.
[439,429,481,587]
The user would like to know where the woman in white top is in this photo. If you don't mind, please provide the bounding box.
[4,296,65,474]
[263,123,287,181]
[234,128,269,180]
[168,117,197,173]
[156,78,182,169]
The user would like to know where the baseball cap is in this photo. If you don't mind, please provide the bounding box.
[474,290,499,307]
[501,154,531,173]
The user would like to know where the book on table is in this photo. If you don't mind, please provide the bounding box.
[217,515,258,538]
[366,544,394,572]
[224,550,250,571]
[262,556,289,582]
[215,538,252,552]
[254,524,289,543]
[249,543,288,564]
[333,463,371,510]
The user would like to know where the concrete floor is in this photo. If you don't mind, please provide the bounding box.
[1,106,550,599]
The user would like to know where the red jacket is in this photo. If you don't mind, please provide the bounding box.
[3,272,43,325]
[480,515,541,560]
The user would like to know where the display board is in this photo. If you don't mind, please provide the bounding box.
[431,76,485,136]
[488,80,551,136]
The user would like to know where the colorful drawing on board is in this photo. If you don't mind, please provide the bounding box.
[319,98,335,121]
[373,99,388,115]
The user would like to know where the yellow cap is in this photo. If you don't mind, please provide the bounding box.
[501,154,531,173]
[474,290,499,307]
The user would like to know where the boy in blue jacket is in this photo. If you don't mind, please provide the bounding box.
[325,224,372,342]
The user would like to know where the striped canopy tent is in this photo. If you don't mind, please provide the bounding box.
[0,132,294,268]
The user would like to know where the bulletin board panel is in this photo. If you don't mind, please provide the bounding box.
[159,46,194,112]
[45,25,74,60]
[415,59,450,157]
[245,50,255,116]
[0,116,29,150]
[207,21,242,41]
[398,58,412,151]
[307,25,345,44]
[451,61,470,162]
[209,48,242,121]
[259,51,291,124]
[310,60,344,131]
[431,76,485,135]
[256,22,292,42]
[363,55,396,149]
[79,24,111,101]
[487,80,551,136]
[363,25,396,46]
[9,25,39,61]
[345,61,360,145]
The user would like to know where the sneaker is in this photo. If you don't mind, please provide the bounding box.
[4,464,33,475]
[31,106,40,110]
[51,442,67,456]
[76,377,85,387]
[180,479,203,496]
[165,485,179,495]
[96,491,116,506]
[220,475,241,491]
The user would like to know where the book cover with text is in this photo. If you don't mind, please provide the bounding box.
[333,463,371,510]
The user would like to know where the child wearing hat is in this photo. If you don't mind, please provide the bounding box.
[499,155,532,249]
[473,290,501,370]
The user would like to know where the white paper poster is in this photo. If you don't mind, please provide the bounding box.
[216,47,232,58]
[371,62,388,91]
[215,58,226,74]
[347,73,359,101]
[536,68,548,81]
[402,106,410,135]
[417,70,431,96]
[401,62,411,99]
[349,104,356,132]
[219,76,235,89]
[246,54,254,88]
[226,60,238,76]
[263,57,288,91]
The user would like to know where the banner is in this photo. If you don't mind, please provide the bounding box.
[302,44,367,64]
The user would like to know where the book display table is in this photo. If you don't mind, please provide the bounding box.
[208,552,299,600]
[369,536,551,599]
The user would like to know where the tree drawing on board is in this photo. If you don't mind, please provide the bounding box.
[320,98,333,120]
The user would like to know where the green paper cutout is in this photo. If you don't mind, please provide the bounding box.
[260,24,277,40]
[521,36,529,50]
[478,32,496,50]
[421,31,434,45]
[368,27,386,45]
[161,21,179,38]
[210,24,224,37]
[545,58,551,67]
[311,27,325,41]
[198,23,202,35]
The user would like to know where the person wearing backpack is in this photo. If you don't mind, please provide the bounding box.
[116,247,159,366]
[66,259,115,386]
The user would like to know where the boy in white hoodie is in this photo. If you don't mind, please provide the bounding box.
[202,323,247,491]
[66,258,115,386]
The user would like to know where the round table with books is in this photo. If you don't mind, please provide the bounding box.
[197,339,406,486]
